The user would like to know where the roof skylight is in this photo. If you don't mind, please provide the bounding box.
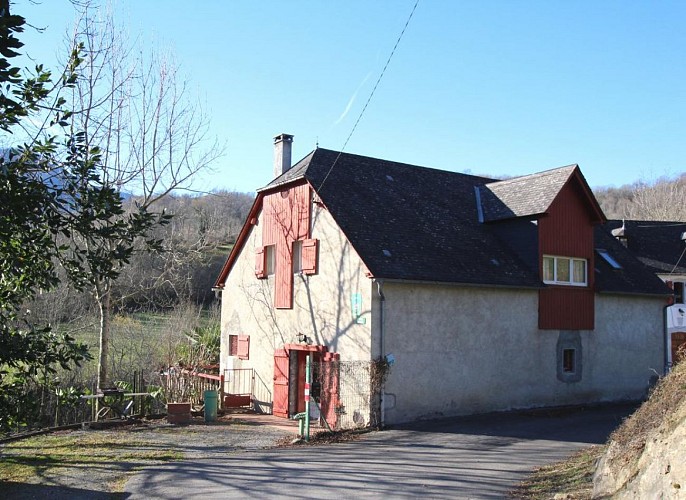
[597,249,622,269]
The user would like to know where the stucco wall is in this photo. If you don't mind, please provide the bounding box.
[220,198,665,423]
[220,201,374,413]
[380,283,664,425]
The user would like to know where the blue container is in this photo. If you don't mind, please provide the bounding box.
[204,390,218,422]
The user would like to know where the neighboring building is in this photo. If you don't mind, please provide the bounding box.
[213,135,670,427]
[605,220,686,367]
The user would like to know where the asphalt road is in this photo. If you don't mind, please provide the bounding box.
[123,403,636,499]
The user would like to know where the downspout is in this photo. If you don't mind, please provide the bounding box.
[375,279,386,427]
[664,304,672,375]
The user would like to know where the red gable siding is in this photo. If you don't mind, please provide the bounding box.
[539,182,596,259]
[262,184,311,309]
[538,180,596,330]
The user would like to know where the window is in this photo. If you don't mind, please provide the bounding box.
[562,349,576,373]
[542,255,587,286]
[557,332,582,382]
[255,245,276,279]
[572,259,586,283]
[266,245,276,276]
[292,240,302,274]
[228,334,250,360]
[292,239,319,275]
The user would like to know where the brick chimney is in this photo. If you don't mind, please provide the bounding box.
[273,133,294,178]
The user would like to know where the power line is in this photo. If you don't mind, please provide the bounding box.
[670,245,686,275]
[316,0,420,193]
[633,222,686,228]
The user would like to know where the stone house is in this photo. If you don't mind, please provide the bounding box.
[213,135,669,426]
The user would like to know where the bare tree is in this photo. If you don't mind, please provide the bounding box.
[628,174,686,221]
[64,2,224,389]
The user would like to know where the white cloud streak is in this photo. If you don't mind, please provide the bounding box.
[334,72,372,126]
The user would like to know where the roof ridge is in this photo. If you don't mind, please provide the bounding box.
[316,148,495,181]
[485,164,578,187]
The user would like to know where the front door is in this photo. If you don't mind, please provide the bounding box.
[319,352,340,430]
[272,344,329,418]
[273,349,289,417]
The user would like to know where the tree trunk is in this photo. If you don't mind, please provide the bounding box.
[97,284,111,390]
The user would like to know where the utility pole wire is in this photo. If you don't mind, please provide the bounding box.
[316,0,420,194]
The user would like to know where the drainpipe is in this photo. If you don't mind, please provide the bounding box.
[375,279,386,427]
[664,304,672,375]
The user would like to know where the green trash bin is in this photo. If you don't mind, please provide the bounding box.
[204,390,218,422]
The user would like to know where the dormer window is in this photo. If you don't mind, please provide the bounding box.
[542,255,587,286]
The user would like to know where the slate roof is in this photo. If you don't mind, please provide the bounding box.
[594,225,672,295]
[263,148,539,288]
[603,220,686,276]
[478,166,578,222]
[245,148,667,296]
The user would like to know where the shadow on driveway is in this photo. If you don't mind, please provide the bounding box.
[392,402,639,443]
[124,403,637,499]
[2,482,130,500]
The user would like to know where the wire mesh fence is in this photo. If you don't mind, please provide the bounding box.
[313,360,380,431]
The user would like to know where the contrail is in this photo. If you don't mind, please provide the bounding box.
[334,72,372,126]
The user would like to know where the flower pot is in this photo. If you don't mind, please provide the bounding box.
[167,402,192,424]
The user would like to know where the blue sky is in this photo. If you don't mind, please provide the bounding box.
[12,0,686,194]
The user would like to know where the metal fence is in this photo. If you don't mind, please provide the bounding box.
[222,369,254,408]
[3,369,166,437]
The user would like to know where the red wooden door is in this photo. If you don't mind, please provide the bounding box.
[296,352,307,414]
[273,349,290,417]
[319,353,340,430]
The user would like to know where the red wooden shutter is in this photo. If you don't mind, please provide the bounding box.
[255,246,266,278]
[274,243,293,309]
[228,335,238,356]
[273,349,290,417]
[301,238,319,275]
[237,335,250,360]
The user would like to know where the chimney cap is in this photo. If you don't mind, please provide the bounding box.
[274,133,294,143]
[273,133,294,178]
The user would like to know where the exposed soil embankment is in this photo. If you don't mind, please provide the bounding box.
[593,361,686,498]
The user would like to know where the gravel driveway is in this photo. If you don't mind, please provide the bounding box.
[2,404,636,499]
[1,414,293,499]
[124,404,636,500]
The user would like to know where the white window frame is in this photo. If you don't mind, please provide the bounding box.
[292,240,303,274]
[266,245,276,276]
[542,255,587,286]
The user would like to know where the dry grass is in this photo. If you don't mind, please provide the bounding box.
[513,358,686,498]
[510,445,604,499]
[0,429,182,491]
[603,359,686,471]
